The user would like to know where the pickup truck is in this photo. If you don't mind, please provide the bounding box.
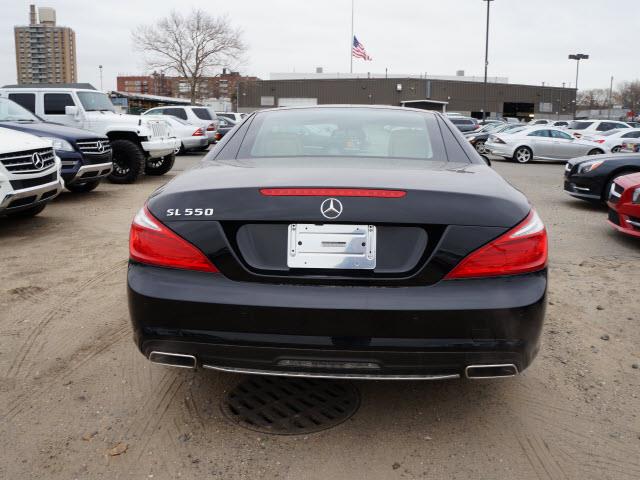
[0,97,111,193]
[0,84,179,183]
[0,127,63,218]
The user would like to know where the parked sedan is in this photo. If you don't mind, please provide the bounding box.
[213,116,236,142]
[449,116,480,133]
[128,105,548,380]
[159,115,209,154]
[607,171,640,238]
[564,153,640,203]
[485,126,604,163]
[582,128,640,153]
[567,119,631,138]
[466,124,527,154]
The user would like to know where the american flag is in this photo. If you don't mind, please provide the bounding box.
[352,36,372,61]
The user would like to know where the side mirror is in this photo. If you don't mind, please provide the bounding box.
[481,154,492,166]
[65,105,79,116]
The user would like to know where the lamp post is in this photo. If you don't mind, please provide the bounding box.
[568,53,589,119]
[482,0,494,122]
[98,65,103,91]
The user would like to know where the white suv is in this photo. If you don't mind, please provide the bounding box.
[143,106,218,147]
[567,119,631,138]
[0,127,63,218]
[0,85,179,183]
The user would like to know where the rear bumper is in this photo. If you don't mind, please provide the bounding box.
[141,138,180,158]
[183,136,209,150]
[128,263,547,378]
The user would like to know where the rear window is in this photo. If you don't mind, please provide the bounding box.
[8,93,36,113]
[163,108,188,120]
[192,108,213,120]
[239,108,448,162]
[568,121,593,130]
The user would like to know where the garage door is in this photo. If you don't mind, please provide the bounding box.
[278,98,318,107]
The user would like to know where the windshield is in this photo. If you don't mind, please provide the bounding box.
[192,108,213,120]
[239,108,445,161]
[77,91,115,112]
[0,97,40,122]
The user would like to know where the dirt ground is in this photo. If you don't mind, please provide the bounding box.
[1,153,639,480]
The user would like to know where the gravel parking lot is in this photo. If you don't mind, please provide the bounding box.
[1,153,638,479]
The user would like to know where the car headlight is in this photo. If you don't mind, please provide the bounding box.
[577,160,604,174]
[42,137,74,152]
[633,187,640,204]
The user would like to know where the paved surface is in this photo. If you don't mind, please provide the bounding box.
[1,154,639,479]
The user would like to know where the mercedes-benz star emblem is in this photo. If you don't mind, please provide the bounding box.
[96,141,105,153]
[31,152,44,170]
[320,198,343,219]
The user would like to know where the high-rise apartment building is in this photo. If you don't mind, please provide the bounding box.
[14,5,77,84]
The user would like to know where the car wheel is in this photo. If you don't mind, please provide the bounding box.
[108,139,146,184]
[66,179,101,193]
[174,143,185,155]
[5,203,47,218]
[145,153,175,176]
[588,149,604,155]
[474,141,487,154]
[513,146,532,163]
[611,145,621,153]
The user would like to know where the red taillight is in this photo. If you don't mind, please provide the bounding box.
[215,132,223,141]
[445,210,547,279]
[129,206,218,273]
[260,188,406,198]
[207,123,215,132]
[594,139,605,144]
[192,128,204,136]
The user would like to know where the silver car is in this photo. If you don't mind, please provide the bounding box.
[581,128,640,153]
[485,126,606,163]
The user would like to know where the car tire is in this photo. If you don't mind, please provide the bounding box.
[108,139,146,184]
[145,153,175,176]
[588,149,604,155]
[474,141,486,154]
[611,146,621,153]
[5,203,47,218]
[174,143,185,155]
[66,179,101,193]
[602,170,638,202]
[513,146,532,163]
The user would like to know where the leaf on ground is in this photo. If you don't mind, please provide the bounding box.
[107,442,128,456]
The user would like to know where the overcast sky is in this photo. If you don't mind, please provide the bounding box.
[2,0,638,91]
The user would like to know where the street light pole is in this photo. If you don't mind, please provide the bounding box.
[568,53,589,119]
[99,65,103,91]
[608,75,614,119]
[482,0,494,122]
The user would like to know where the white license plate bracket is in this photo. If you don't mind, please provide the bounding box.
[287,224,376,270]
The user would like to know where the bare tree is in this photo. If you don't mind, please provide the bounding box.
[133,9,246,103]
[615,80,640,112]
[577,88,609,109]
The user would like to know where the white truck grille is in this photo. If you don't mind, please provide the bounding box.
[147,120,168,139]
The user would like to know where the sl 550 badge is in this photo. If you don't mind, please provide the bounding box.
[166,208,214,217]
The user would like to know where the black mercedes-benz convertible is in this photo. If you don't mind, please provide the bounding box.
[128,106,547,380]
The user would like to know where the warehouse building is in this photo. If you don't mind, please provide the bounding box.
[239,73,576,120]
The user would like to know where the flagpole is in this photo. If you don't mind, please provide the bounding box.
[350,0,354,74]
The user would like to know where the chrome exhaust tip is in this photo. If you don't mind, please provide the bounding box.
[465,364,518,379]
[148,351,197,369]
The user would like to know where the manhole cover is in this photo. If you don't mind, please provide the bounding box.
[221,376,360,435]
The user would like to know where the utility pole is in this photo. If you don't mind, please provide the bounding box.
[607,75,614,119]
[482,0,494,122]
[99,65,103,91]
[568,53,589,119]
